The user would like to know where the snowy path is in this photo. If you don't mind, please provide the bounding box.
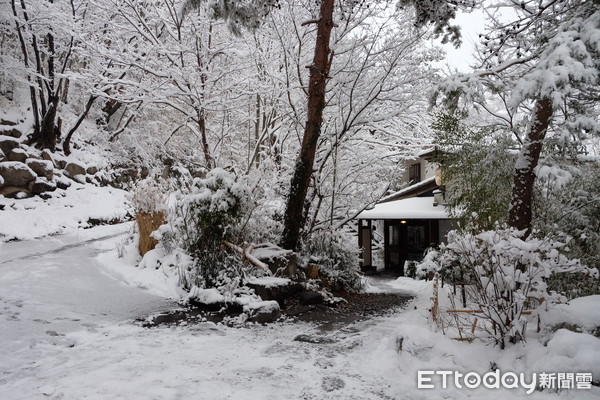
[1,225,597,400]
[0,225,414,400]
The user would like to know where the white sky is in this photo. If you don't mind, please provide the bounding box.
[438,9,487,72]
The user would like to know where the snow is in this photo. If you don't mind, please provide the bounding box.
[379,176,437,203]
[357,196,450,220]
[247,276,291,288]
[541,295,600,334]
[244,300,280,313]
[1,181,599,400]
[0,183,131,241]
[189,287,226,304]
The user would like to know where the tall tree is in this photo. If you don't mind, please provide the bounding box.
[280,0,335,251]
[435,0,600,237]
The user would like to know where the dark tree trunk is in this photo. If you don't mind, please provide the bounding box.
[37,27,59,151]
[508,97,553,237]
[64,95,97,155]
[280,0,334,251]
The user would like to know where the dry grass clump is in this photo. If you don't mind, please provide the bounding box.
[136,210,166,255]
[131,178,168,256]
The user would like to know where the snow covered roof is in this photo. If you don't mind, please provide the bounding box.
[379,176,437,203]
[357,196,450,220]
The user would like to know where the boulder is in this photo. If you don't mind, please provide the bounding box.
[0,119,17,126]
[1,128,22,139]
[41,149,56,167]
[188,287,226,312]
[56,177,72,190]
[64,161,86,178]
[0,186,33,199]
[27,158,54,181]
[0,161,36,187]
[28,178,56,195]
[244,300,281,324]
[0,135,20,155]
[8,148,28,163]
[55,158,67,169]
[246,278,303,308]
[86,165,98,175]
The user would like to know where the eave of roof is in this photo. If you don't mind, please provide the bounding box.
[357,196,449,220]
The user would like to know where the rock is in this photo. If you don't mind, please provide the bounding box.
[41,149,56,167]
[247,278,303,308]
[0,119,17,126]
[0,186,33,199]
[28,178,56,195]
[86,165,98,175]
[55,158,67,169]
[72,174,86,184]
[244,300,281,324]
[64,161,86,178]
[8,148,28,163]
[26,158,54,180]
[0,161,36,187]
[2,128,22,139]
[0,174,4,187]
[293,334,337,344]
[188,287,226,312]
[56,177,71,190]
[298,291,324,305]
[0,148,6,162]
[0,135,20,155]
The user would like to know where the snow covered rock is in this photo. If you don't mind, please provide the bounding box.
[1,128,22,138]
[64,162,86,180]
[188,287,226,311]
[0,186,33,199]
[0,148,5,162]
[8,148,28,163]
[246,277,302,307]
[0,161,36,187]
[28,177,57,195]
[56,176,72,190]
[244,300,281,324]
[27,158,54,181]
[41,149,56,167]
[0,135,19,155]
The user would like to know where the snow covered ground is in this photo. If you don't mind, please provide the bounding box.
[1,185,599,399]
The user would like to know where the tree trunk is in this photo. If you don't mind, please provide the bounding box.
[508,97,553,236]
[280,0,334,251]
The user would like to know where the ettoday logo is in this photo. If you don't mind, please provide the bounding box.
[417,370,593,394]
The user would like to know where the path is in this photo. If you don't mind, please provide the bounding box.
[0,225,417,400]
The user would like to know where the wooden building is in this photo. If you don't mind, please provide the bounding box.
[356,149,454,275]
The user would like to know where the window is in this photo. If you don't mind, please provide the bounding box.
[409,163,421,185]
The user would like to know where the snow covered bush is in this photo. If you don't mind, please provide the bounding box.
[433,228,597,349]
[130,178,168,256]
[301,228,364,292]
[171,168,251,288]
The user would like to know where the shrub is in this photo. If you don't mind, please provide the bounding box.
[173,168,250,288]
[301,228,364,292]
[431,227,597,348]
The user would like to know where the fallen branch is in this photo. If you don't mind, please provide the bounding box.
[223,240,268,271]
